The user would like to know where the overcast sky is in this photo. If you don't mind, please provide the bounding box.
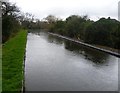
[9,0,119,21]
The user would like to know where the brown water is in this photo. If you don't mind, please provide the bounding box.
[25,30,118,91]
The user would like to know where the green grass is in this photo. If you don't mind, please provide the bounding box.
[2,30,27,92]
[0,45,2,93]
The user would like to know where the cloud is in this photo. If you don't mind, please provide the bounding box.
[9,0,119,21]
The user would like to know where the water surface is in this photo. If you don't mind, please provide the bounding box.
[25,30,118,91]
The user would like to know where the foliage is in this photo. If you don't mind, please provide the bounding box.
[49,15,120,49]
[2,1,21,43]
[49,15,93,40]
[50,20,65,35]
[2,1,40,42]
[44,15,58,24]
[2,15,21,42]
[2,30,27,92]
[85,17,120,49]
[65,15,92,39]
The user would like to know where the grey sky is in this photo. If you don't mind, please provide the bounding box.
[9,0,119,21]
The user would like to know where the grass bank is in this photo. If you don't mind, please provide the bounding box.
[2,30,27,92]
[0,45,2,93]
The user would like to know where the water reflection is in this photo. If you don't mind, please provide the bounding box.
[66,42,111,67]
[25,30,118,91]
[28,30,112,66]
[46,35,110,66]
[28,29,41,34]
[47,34,64,45]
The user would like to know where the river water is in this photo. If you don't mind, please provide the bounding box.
[25,30,118,91]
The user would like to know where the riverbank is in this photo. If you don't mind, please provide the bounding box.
[0,45,2,93]
[48,32,120,58]
[2,30,27,92]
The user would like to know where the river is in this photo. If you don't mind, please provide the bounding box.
[25,30,118,91]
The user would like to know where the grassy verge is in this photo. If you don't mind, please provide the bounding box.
[0,45,2,93]
[2,30,27,92]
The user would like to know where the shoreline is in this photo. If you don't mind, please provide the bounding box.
[48,32,120,58]
[2,30,27,92]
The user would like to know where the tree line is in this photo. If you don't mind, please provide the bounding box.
[2,1,41,43]
[2,1,120,50]
[2,1,21,43]
[47,15,120,49]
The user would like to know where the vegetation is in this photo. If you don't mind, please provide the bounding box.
[1,0,120,92]
[2,1,21,43]
[2,1,27,92]
[0,45,2,93]
[3,1,119,50]
[2,30,27,92]
[48,15,120,50]
[2,1,38,43]
[85,18,120,49]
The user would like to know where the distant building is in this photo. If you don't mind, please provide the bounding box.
[119,1,120,21]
